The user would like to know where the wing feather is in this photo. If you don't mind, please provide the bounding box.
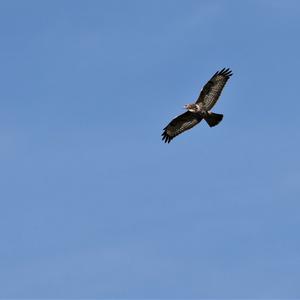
[196,68,233,110]
[161,111,202,143]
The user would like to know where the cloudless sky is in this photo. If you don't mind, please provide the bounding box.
[1,0,300,298]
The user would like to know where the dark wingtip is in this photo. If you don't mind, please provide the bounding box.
[161,130,174,143]
[219,67,233,77]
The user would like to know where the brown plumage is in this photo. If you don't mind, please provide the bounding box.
[162,68,233,143]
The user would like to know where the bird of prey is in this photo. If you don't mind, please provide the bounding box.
[161,68,233,143]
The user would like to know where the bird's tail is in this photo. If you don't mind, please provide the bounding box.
[204,112,223,127]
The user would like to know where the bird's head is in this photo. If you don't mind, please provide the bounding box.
[184,103,198,112]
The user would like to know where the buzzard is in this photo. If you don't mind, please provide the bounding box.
[161,68,233,143]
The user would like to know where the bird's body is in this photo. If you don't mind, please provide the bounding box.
[162,68,233,143]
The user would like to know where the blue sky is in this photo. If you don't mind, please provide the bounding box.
[1,0,300,298]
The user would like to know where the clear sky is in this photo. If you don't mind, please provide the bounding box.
[1,0,300,298]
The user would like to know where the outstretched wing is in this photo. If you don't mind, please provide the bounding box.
[161,111,203,143]
[196,68,233,110]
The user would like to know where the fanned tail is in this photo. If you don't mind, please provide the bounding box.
[204,112,223,127]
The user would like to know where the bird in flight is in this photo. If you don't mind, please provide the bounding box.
[161,68,233,143]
